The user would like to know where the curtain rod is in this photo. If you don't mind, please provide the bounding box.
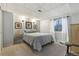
[53,16,70,20]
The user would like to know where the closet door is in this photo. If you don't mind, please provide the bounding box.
[70,24,79,53]
[3,11,13,47]
[0,10,2,50]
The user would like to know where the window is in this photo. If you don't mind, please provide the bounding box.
[54,18,62,31]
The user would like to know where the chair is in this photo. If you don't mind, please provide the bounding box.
[60,42,79,56]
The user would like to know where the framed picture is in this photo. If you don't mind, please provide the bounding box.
[15,22,22,29]
[26,22,32,29]
[33,22,37,29]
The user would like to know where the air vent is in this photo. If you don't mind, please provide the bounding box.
[38,10,42,12]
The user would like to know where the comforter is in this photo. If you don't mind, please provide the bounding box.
[23,33,53,51]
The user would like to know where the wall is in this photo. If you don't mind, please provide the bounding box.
[14,15,40,36]
[40,20,51,33]
[22,18,40,33]
[14,15,51,34]
[14,15,31,36]
[14,15,23,37]
[70,14,79,24]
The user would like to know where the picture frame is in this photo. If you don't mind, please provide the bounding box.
[15,22,22,29]
[26,22,32,29]
[33,22,37,30]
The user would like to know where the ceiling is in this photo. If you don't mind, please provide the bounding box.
[0,3,79,20]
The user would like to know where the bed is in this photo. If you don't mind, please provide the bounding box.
[23,33,54,51]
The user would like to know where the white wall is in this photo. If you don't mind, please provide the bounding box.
[40,20,51,33]
[14,15,23,36]
[70,14,79,24]
[14,15,40,36]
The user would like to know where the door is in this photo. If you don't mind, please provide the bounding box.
[3,11,13,47]
[70,24,79,53]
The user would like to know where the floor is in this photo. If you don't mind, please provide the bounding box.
[0,42,67,56]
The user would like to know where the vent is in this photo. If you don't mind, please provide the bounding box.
[38,10,42,12]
